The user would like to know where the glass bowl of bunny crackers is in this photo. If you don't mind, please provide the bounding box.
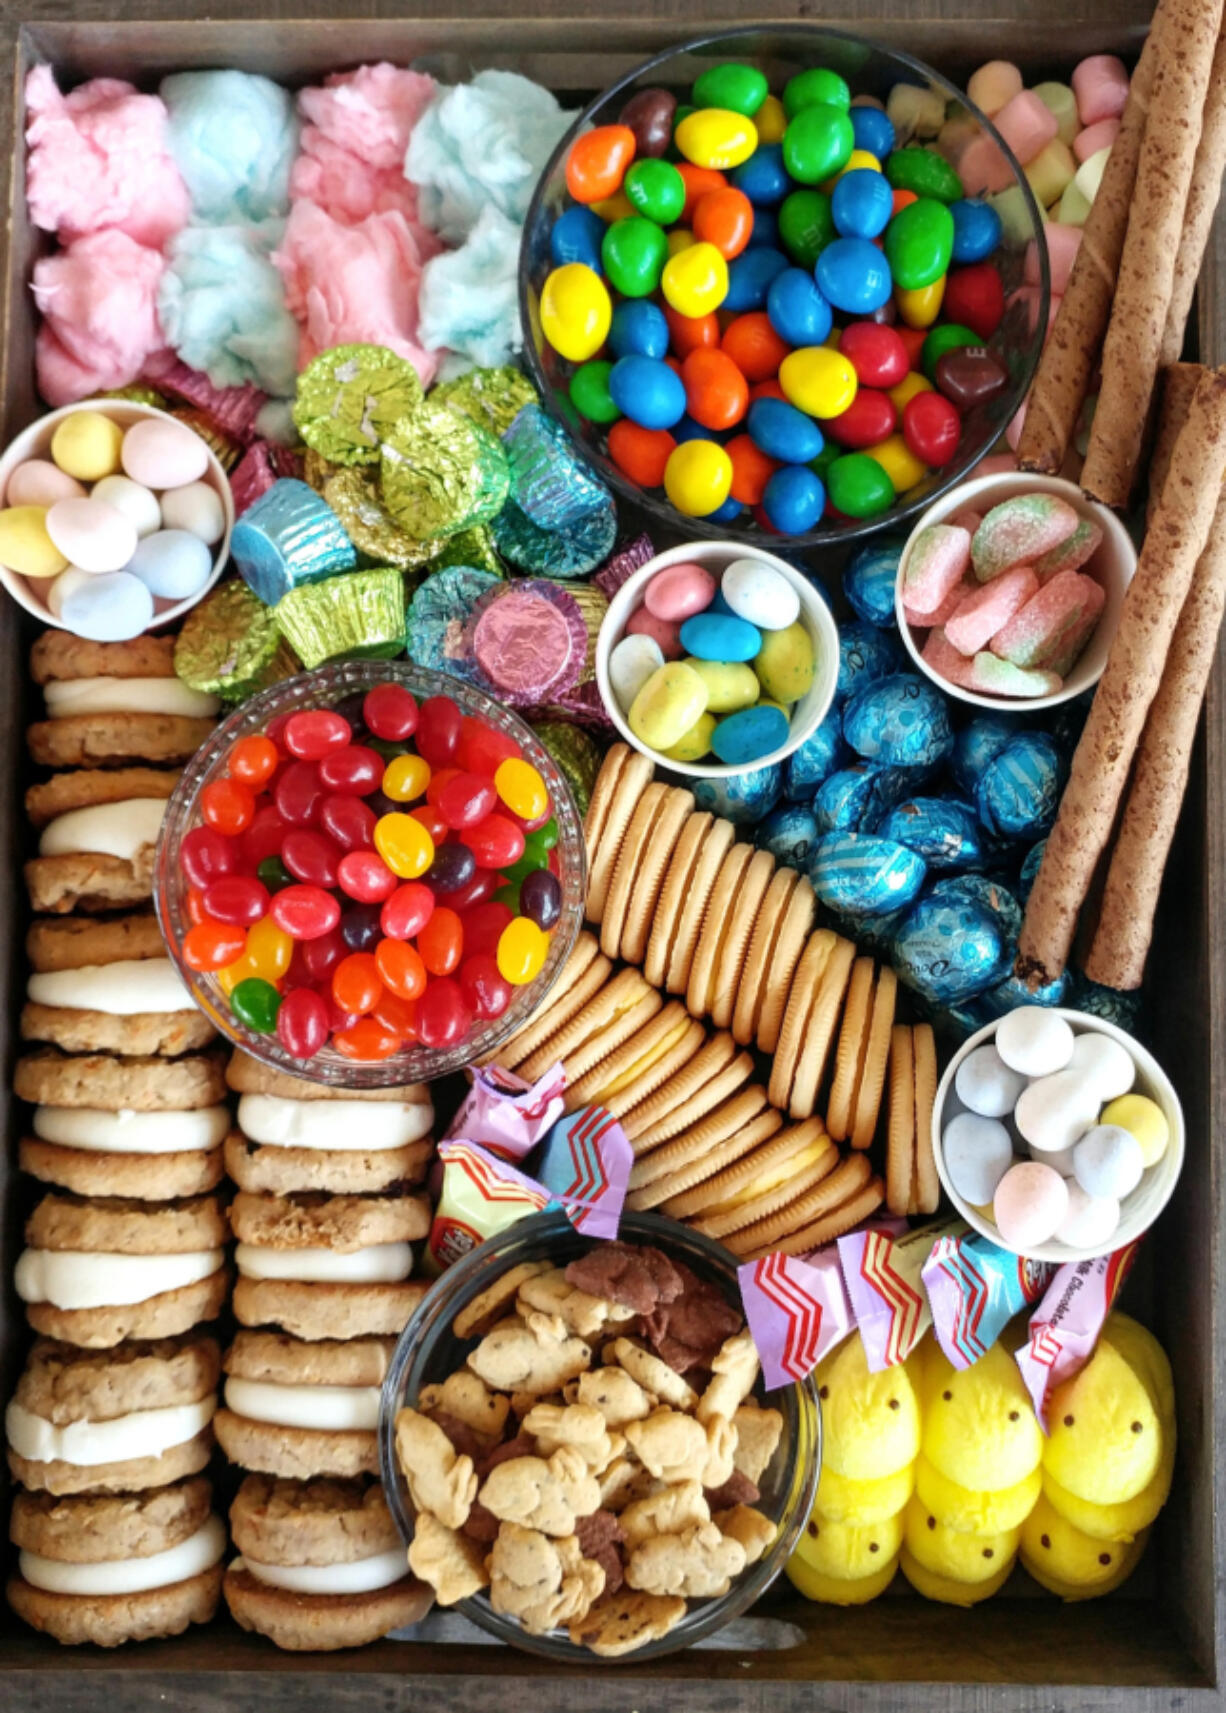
[380,1209,820,1660]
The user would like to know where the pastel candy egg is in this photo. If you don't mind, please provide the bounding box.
[711,703,790,764]
[45,497,138,574]
[954,1043,1027,1117]
[59,569,154,641]
[722,557,800,630]
[1072,54,1130,127]
[609,632,666,711]
[121,418,209,490]
[1099,1093,1169,1167]
[972,495,1081,582]
[126,529,213,600]
[901,523,971,617]
[993,1160,1068,1250]
[50,411,124,482]
[1014,1069,1099,1154]
[1072,1125,1144,1200]
[628,660,709,750]
[1056,1181,1120,1250]
[942,1110,1015,1205]
[754,619,816,702]
[626,604,684,658]
[663,710,717,763]
[686,657,760,712]
[5,460,85,508]
[0,507,69,578]
[158,480,226,546]
[996,1006,1075,1077]
[680,611,761,662]
[91,475,163,539]
[644,560,716,622]
[46,567,93,620]
[1029,1137,1079,1178]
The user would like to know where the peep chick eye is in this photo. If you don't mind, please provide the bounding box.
[1063,1414,1075,1427]
[942,1390,953,1402]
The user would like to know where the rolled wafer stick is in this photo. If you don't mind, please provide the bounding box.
[1016,24,1160,474]
[1081,0,1225,508]
[1160,23,1226,366]
[1085,484,1226,988]
[1015,367,1226,987]
[1147,362,1209,523]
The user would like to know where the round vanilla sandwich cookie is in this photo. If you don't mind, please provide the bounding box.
[21,1100,230,1200]
[15,1192,229,1349]
[6,1334,220,1495]
[225,1474,432,1652]
[7,1479,224,1647]
[215,1331,395,1478]
[224,1129,432,1196]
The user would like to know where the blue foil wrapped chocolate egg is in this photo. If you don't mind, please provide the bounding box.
[756,803,819,868]
[978,967,1069,1018]
[837,621,906,701]
[842,673,954,769]
[975,731,1065,839]
[1018,838,1046,902]
[693,763,783,825]
[1065,970,1143,1033]
[810,832,927,917]
[950,713,1018,799]
[843,535,905,628]
[827,902,912,958]
[892,892,1008,1004]
[814,763,912,835]
[874,797,983,872]
[784,707,847,799]
[503,402,612,529]
[927,873,1023,945]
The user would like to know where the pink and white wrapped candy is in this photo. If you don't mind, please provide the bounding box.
[1014,1242,1140,1430]
[738,1245,853,1391]
[838,1215,964,1371]
[445,1063,566,1163]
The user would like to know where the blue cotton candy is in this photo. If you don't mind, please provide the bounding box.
[417,204,522,368]
[161,70,298,225]
[157,220,299,398]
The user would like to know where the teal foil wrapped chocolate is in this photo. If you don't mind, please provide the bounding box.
[975,732,1065,840]
[950,714,1017,798]
[406,567,503,680]
[875,797,984,872]
[492,496,617,577]
[814,762,912,835]
[692,764,783,826]
[844,535,905,628]
[503,401,612,529]
[892,891,1006,1004]
[755,804,819,869]
[837,620,905,699]
[783,708,848,800]
[810,831,927,917]
[230,477,357,605]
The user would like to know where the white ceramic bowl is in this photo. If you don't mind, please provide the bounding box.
[595,540,839,779]
[933,1008,1185,1264]
[895,472,1136,713]
[0,400,234,633]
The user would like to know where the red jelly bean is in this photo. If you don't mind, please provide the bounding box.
[186,886,210,927]
[271,884,342,941]
[463,900,514,959]
[201,776,254,835]
[425,767,462,808]
[461,814,526,870]
[282,829,341,888]
[181,827,239,888]
[439,867,500,913]
[437,771,497,830]
[418,907,463,976]
[839,322,911,388]
[284,709,351,760]
[375,937,427,1001]
[363,683,419,742]
[459,952,513,1020]
[415,976,472,1049]
[332,952,383,1015]
[902,391,962,468]
[458,718,521,777]
[265,712,293,753]
[276,987,330,1059]
[274,761,323,827]
[301,927,346,979]
[409,803,449,846]
[942,262,1005,341]
[416,696,463,766]
[318,745,383,795]
[825,388,898,449]
[321,794,377,852]
[203,876,269,926]
[334,1016,402,1061]
[372,989,418,1039]
[229,734,278,787]
[182,921,246,972]
[240,805,290,869]
[381,881,436,941]
[337,849,398,903]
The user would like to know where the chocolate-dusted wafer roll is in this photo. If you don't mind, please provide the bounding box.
[1160,22,1226,366]
[1147,361,1208,523]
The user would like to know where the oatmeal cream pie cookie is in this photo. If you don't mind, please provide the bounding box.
[225,1473,432,1651]
[24,769,179,915]
[8,1477,225,1647]
[28,629,218,769]
[5,1335,220,1496]
[215,1331,394,1479]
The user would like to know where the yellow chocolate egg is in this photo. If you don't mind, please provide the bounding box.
[754,94,788,145]
[1099,1093,1170,1167]
[628,660,709,752]
[786,1549,899,1605]
[888,371,933,413]
[865,432,927,493]
[662,710,716,763]
[49,410,124,481]
[754,621,815,703]
[0,506,69,578]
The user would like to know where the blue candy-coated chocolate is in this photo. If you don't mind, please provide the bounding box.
[608,355,687,432]
[928,873,1023,945]
[850,105,896,162]
[816,236,894,315]
[978,967,1069,1019]
[837,621,906,700]
[723,246,790,312]
[230,477,356,606]
[493,496,617,577]
[747,395,824,464]
[711,704,790,765]
[843,536,904,628]
[765,268,834,350]
[975,731,1064,839]
[762,466,826,535]
[680,612,762,662]
[949,198,1003,266]
[755,803,819,868]
[732,143,790,205]
[875,797,983,872]
[814,762,912,835]
[550,204,606,273]
[749,207,781,249]
[609,298,670,359]
[949,713,1017,798]
[672,413,719,444]
[693,764,784,824]
[1065,970,1143,1033]
[1018,838,1046,902]
[831,169,894,240]
[707,494,745,523]
[892,892,1007,1004]
[842,672,954,768]
[810,831,927,917]
[784,707,847,798]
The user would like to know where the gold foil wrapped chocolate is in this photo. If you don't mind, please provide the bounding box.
[174,579,298,700]
[433,524,504,577]
[433,366,538,439]
[171,408,242,472]
[380,404,509,541]
[94,386,169,410]
[274,567,406,669]
[323,466,444,571]
[293,343,424,466]
[529,719,603,817]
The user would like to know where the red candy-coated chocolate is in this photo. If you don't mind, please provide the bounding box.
[321,794,377,851]
[415,976,472,1048]
[459,952,513,1019]
[363,683,418,741]
[318,744,383,795]
[461,814,526,869]
[419,907,463,976]
[375,936,428,1001]
[271,884,342,941]
[437,772,497,829]
[337,849,398,903]
[274,762,323,827]
[839,322,910,388]
[825,388,898,449]
[201,776,254,835]
[381,881,435,941]
[276,987,330,1059]
[282,828,341,888]
[416,696,463,766]
[942,263,1005,341]
[181,827,238,887]
[903,391,962,468]
[229,734,278,786]
[203,876,269,926]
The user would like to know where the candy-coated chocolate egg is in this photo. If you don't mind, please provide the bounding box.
[711,703,790,765]
[766,267,833,349]
[663,710,717,762]
[566,124,637,204]
[550,204,606,272]
[1072,1124,1144,1200]
[50,411,125,482]
[661,241,729,317]
[827,452,895,518]
[685,657,760,712]
[884,197,955,290]
[885,146,963,203]
[722,557,800,630]
[993,1159,1068,1250]
[602,215,669,297]
[45,496,138,574]
[783,103,855,184]
[540,263,612,362]
[5,459,85,508]
[816,236,894,315]
[623,157,687,225]
[732,143,790,206]
[942,1110,1014,1206]
[1014,1068,1099,1153]
[693,62,769,118]
[1098,1093,1169,1167]
[1055,1180,1120,1250]
[628,660,709,751]
[645,560,716,622]
[1068,1033,1136,1103]
[762,465,826,534]
[58,569,154,641]
[839,322,910,389]
[680,610,761,662]
[754,619,816,702]
[626,603,684,657]
[865,433,926,494]
[778,188,836,268]
[832,167,894,239]
[609,632,666,712]
[0,506,69,577]
[949,197,1004,265]
[127,528,213,600]
[46,567,93,620]
[954,1043,1026,1118]
[121,417,209,489]
[91,474,162,538]
[159,479,226,545]
[608,354,686,429]
[996,1006,1075,1076]
[903,391,960,466]
[747,396,824,465]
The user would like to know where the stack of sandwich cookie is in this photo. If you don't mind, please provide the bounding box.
[27,631,218,769]
[215,1332,392,1478]
[885,1024,940,1218]
[25,766,183,916]
[768,932,897,1126]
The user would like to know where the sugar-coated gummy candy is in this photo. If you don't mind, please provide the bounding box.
[1099,1093,1169,1168]
[902,524,971,616]
[993,1160,1068,1250]
[942,1110,1015,1206]
[944,564,1039,657]
[710,702,789,764]
[996,1006,1074,1077]
[1032,514,1102,580]
[1055,1180,1120,1250]
[990,569,1104,674]
[628,659,709,751]
[955,1043,1027,1118]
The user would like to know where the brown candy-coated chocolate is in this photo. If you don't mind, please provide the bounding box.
[935,346,1009,411]
[618,87,677,159]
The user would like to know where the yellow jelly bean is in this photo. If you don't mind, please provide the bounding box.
[821,148,882,191]
[675,107,758,170]
[888,371,933,413]
[1100,1094,1170,1168]
[374,811,435,879]
[755,621,816,703]
[755,93,787,144]
[495,757,549,821]
[629,661,709,753]
[663,440,733,517]
[896,278,946,329]
[591,190,636,224]
[49,411,124,482]
[866,432,927,492]
[684,657,760,713]
[245,916,293,980]
[663,711,717,763]
[779,346,858,418]
[540,263,612,363]
[667,228,696,258]
[496,916,550,986]
[0,507,68,578]
[661,241,728,317]
[382,753,431,802]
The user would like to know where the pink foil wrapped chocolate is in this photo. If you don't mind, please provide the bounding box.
[593,533,656,600]
[924,1231,1055,1370]
[838,1215,966,1371]
[1015,1242,1140,1431]
[466,579,588,707]
[230,440,303,515]
[738,1245,853,1391]
[445,1063,566,1163]
[142,349,267,444]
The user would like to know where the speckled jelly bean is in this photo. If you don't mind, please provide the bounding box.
[628,660,710,749]
[680,611,762,662]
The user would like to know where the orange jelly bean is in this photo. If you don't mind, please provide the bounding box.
[692,186,754,259]
[608,420,676,486]
[682,348,749,431]
[565,125,636,204]
[721,312,791,383]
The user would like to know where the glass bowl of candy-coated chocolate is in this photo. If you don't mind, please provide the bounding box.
[519,25,1049,552]
[153,660,586,1089]
[380,1208,821,1662]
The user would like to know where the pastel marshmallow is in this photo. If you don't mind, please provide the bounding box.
[972,494,1081,582]
[966,62,1024,118]
[993,90,1059,166]
[1072,55,1130,127]
[902,523,972,615]
[957,132,1014,197]
[1024,138,1076,209]
[1073,117,1121,163]
[989,569,1104,673]
[1073,146,1112,206]
[1032,82,1080,148]
[944,563,1039,657]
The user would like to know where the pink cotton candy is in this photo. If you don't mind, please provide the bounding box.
[25,64,190,250]
[297,63,436,170]
[290,131,424,225]
[273,199,443,386]
[33,230,165,406]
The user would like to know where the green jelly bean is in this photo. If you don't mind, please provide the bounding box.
[782,104,855,185]
[257,856,293,893]
[367,737,409,761]
[827,452,895,518]
[624,157,686,224]
[570,360,621,425]
[601,216,668,297]
[493,881,522,912]
[232,977,281,1034]
[921,322,980,380]
[501,849,550,886]
[531,817,560,852]
[779,188,836,267]
[884,197,955,290]
[692,62,769,117]
[885,146,963,204]
[783,67,851,117]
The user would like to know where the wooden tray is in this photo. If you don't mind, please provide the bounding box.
[1,9,1222,1709]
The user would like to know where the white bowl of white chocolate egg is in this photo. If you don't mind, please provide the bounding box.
[0,400,233,640]
[933,1006,1184,1262]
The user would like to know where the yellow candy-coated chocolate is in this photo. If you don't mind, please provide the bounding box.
[590,190,636,223]
[1099,1093,1169,1167]
[779,346,858,418]
[888,371,933,412]
[661,241,729,318]
[49,410,124,481]
[663,710,716,763]
[674,107,758,170]
[684,657,760,713]
[0,506,69,578]
[628,660,709,753]
[540,263,612,363]
[754,621,815,703]
[667,228,696,258]
[663,440,733,516]
[896,278,946,328]
[865,432,927,493]
[754,94,788,144]
[821,148,882,191]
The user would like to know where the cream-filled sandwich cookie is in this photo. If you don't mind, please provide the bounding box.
[24,775,176,915]
[15,1192,228,1348]
[215,1332,393,1478]
[8,1480,224,1646]
[225,1474,432,1652]
[6,1335,219,1494]
[22,912,215,1056]
[28,629,217,768]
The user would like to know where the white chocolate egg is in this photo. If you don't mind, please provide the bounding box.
[995,1006,1075,1077]
[954,1043,1027,1118]
[1055,1180,1120,1250]
[45,497,138,574]
[1028,1137,1078,1178]
[121,418,209,490]
[158,480,225,545]
[942,1111,1015,1206]
[721,557,800,631]
[92,475,163,539]
[1071,1124,1144,1200]
[609,632,666,713]
[46,567,94,621]
[1067,1032,1135,1102]
[1013,1069,1098,1153]
[5,460,86,508]
[993,1160,1068,1250]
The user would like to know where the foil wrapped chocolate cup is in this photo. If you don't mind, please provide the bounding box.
[230,478,358,606]
[294,342,424,466]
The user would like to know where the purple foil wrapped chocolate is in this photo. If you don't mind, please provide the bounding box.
[230,440,303,516]
[593,532,655,599]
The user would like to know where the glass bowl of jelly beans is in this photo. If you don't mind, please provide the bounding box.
[153,662,586,1087]
[520,25,1049,549]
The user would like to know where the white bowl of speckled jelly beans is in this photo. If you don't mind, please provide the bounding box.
[933,1006,1184,1263]
[0,400,234,640]
[895,471,1135,713]
[596,538,839,778]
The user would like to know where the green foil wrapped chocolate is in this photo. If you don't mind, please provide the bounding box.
[275,567,406,669]
[174,580,295,700]
[432,524,504,577]
[553,581,609,683]
[95,385,169,410]
[529,719,604,817]
[433,366,538,439]
[323,465,443,571]
[380,404,509,541]
[294,343,424,466]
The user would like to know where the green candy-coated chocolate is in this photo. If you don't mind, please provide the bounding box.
[601,216,669,297]
[692,62,770,117]
[623,158,687,224]
[921,322,981,380]
[232,977,281,1033]
[884,197,955,290]
[782,104,855,185]
[810,441,840,479]
[570,360,622,425]
[885,146,963,204]
[827,452,895,518]
[782,67,851,117]
[779,189,836,267]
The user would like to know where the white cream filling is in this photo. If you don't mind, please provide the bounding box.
[234,1548,407,1596]
[44,677,220,720]
[224,1377,380,1432]
[27,958,193,1016]
[20,1514,226,1598]
[33,1105,231,1156]
[14,1248,224,1310]
[39,798,167,861]
[235,1242,412,1284]
[237,1093,433,1151]
[6,1397,216,1467]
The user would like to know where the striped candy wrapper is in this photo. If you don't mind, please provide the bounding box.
[445,1063,566,1163]
[838,1215,965,1371]
[924,1231,1055,1371]
[1014,1242,1140,1432]
[738,1247,852,1391]
[535,1106,632,1240]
